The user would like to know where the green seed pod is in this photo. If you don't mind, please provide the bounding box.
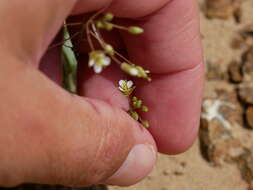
[104,22,113,31]
[104,13,114,21]
[96,21,104,29]
[128,26,144,35]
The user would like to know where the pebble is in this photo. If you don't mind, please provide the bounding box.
[234,150,253,188]
[205,0,242,19]
[228,60,243,83]
[242,48,253,82]
[238,83,253,105]
[200,89,244,165]
[246,107,253,129]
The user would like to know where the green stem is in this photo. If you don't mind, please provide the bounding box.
[62,24,78,94]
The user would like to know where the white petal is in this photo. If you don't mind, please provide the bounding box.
[88,59,95,67]
[129,68,138,76]
[127,80,133,88]
[102,56,111,66]
[94,65,103,73]
[119,80,125,87]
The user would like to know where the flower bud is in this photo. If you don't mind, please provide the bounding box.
[104,44,114,56]
[128,26,144,35]
[96,21,104,29]
[142,120,150,128]
[130,111,139,120]
[141,106,149,112]
[104,22,113,31]
[133,100,142,109]
[104,13,114,21]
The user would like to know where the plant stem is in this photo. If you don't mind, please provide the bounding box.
[62,24,78,94]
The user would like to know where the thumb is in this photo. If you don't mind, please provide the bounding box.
[0,0,156,187]
[0,56,156,187]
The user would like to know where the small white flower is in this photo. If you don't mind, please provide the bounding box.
[118,80,135,96]
[88,51,111,73]
[119,80,133,88]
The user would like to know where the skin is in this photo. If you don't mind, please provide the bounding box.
[0,0,203,187]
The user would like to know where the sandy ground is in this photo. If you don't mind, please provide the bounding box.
[1,1,252,190]
[110,0,253,190]
[110,142,248,190]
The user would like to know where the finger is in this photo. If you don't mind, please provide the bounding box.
[73,0,169,17]
[0,57,156,187]
[119,0,204,154]
[0,0,77,64]
[0,0,157,186]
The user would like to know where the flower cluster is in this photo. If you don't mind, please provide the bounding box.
[118,80,150,128]
[85,12,151,81]
[65,11,151,128]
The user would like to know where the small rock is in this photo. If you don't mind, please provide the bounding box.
[234,149,253,187]
[233,25,253,50]
[162,169,170,176]
[200,118,244,165]
[173,171,184,176]
[228,61,243,83]
[200,90,244,165]
[238,83,253,105]
[242,48,253,82]
[206,60,228,81]
[246,107,253,129]
[180,162,187,168]
[240,24,253,40]
[231,34,246,49]
[205,0,242,20]
[203,90,243,127]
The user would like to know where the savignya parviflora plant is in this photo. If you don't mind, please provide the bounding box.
[61,11,151,128]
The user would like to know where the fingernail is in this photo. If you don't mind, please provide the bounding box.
[106,144,156,186]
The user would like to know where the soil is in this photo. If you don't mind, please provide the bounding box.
[110,0,253,189]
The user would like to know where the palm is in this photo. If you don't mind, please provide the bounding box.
[40,0,204,154]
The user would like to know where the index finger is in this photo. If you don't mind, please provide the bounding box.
[120,0,204,154]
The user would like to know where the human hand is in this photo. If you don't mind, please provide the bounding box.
[0,0,203,187]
